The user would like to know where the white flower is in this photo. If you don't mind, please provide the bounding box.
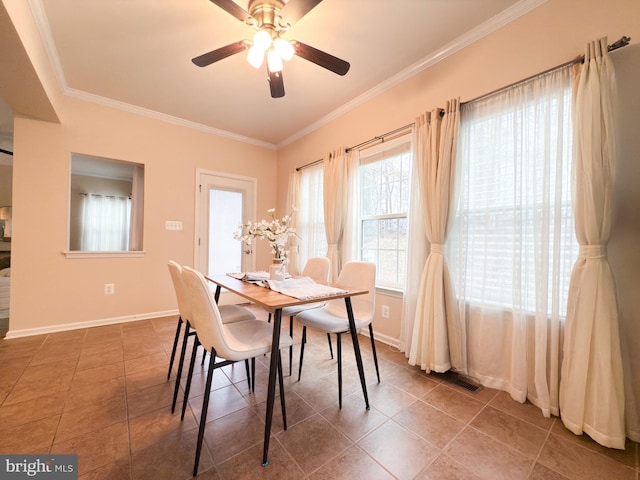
[233,208,298,263]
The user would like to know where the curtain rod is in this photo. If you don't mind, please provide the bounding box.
[464,35,630,105]
[296,35,631,173]
[296,122,417,171]
[295,158,323,172]
[345,122,416,153]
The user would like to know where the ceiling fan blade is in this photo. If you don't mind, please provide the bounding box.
[209,0,251,23]
[192,40,248,67]
[292,41,350,76]
[279,0,323,26]
[268,70,285,98]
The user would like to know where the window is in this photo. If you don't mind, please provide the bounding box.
[450,66,578,317]
[358,138,412,289]
[69,154,144,254]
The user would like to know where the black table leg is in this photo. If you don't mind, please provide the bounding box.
[262,308,282,466]
[345,297,370,410]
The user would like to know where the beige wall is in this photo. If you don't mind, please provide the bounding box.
[10,96,277,333]
[275,0,640,343]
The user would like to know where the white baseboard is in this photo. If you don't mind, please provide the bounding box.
[4,311,404,352]
[358,328,401,350]
[3,309,178,340]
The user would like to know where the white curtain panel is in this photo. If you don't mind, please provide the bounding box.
[297,162,327,273]
[450,64,576,417]
[286,170,301,274]
[400,130,428,354]
[559,37,626,449]
[80,194,131,251]
[407,99,463,373]
[322,148,353,282]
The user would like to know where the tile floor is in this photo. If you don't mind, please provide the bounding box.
[0,307,637,480]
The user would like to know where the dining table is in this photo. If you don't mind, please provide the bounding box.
[205,273,371,466]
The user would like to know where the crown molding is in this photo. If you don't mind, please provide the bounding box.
[277,0,548,149]
[27,0,277,151]
[28,0,546,152]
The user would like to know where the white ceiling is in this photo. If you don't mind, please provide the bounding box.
[4,0,543,148]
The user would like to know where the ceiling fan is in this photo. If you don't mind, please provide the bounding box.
[192,0,350,98]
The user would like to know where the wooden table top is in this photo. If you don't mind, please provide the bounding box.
[205,274,368,311]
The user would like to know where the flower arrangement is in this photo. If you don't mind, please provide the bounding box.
[233,208,298,263]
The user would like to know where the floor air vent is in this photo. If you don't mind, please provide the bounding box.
[439,371,481,393]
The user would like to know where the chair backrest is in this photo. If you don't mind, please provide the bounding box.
[168,261,192,323]
[302,256,331,283]
[326,261,376,322]
[181,266,231,357]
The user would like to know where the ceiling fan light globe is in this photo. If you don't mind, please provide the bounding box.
[247,45,264,68]
[267,49,283,72]
[274,38,294,61]
[253,29,272,51]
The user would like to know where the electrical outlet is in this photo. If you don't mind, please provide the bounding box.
[104,283,115,295]
[381,305,390,318]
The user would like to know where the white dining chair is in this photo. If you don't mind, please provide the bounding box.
[295,261,380,408]
[267,256,332,374]
[167,261,255,413]
[181,266,292,476]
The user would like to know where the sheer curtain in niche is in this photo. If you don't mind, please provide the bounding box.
[449,64,578,417]
[80,194,131,251]
[296,162,327,272]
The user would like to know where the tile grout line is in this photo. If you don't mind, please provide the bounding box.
[410,387,496,479]
[524,416,563,479]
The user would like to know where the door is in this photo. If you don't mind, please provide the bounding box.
[195,170,256,303]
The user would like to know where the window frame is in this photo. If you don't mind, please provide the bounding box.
[357,135,412,291]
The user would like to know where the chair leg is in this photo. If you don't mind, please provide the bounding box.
[297,326,307,381]
[181,335,200,421]
[277,350,287,430]
[369,323,381,383]
[251,357,256,392]
[267,312,272,323]
[337,333,342,409]
[194,349,216,477]
[244,359,251,392]
[167,316,183,380]
[171,321,192,413]
[327,333,334,359]
[289,316,294,377]
[201,349,207,365]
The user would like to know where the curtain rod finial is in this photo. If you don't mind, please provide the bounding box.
[608,35,631,51]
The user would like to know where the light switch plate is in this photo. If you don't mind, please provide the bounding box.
[165,221,183,231]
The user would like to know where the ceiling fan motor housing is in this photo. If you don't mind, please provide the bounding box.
[248,0,287,33]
